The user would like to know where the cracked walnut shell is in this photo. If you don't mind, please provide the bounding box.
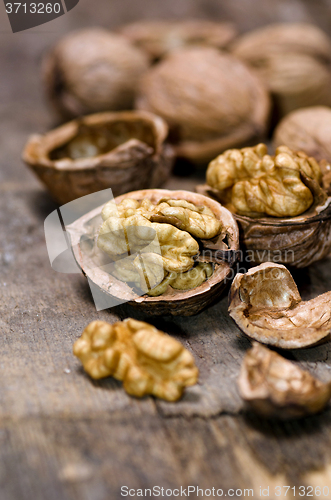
[231,23,331,118]
[238,342,331,419]
[22,111,174,204]
[199,144,331,267]
[66,189,239,316]
[228,263,331,349]
[135,47,270,165]
[118,19,237,60]
[73,319,198,401]
[42,28,150,119]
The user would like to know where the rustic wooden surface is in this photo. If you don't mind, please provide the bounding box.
[2,1,331,499]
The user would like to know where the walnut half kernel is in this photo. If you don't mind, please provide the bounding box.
[228,262,331,349]
[97,197,221,296]
[238,342,331,419]
[73,319,199,401]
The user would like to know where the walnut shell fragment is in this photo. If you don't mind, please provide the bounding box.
[73,319,199,401]
[118,19,237,60]
[228,263,331,349]
[22,111,174,205]
[66,189,239,316]
[135,48,270,165]
[199,144,331,267]
[238,342,331,419]
[273,106,331,195]
[42,28,150,119]
[231,23,331,119]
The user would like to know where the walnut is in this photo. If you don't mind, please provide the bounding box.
[42,28,150,120]
[22,111,174,204]
[273,106,331,195]
[206,143,322,217]
[73,319,199,401]
[238,342,331,419]
[135,47,270,165]
[231,23,331,119]
[228,263,331,349]
[66,189,239,315]
[199,143,331,267]
[118,20,237,60]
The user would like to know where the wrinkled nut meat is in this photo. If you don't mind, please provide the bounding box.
[228,263,331,349]
[73,319,199,401]
[135,47,270,165]
[231,23,331,118]
[206,143,322,217]
[43,28,150,119]
[22,111,174,204]
[66,189,239,316]
[118,19,237,60]
[238,342,331,419]
[199,143,331,267]
[273,106,331,195]
[98,197,222,295]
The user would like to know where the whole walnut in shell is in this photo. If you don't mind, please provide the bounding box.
[43,28,150,119]
[118,19,237,60]
[273,106,331,194]
[22,111,174,204]
[66,189,239,316]
[199,144,331,267]
[231,23,331,119]
[229,263,331,349]
[238,342,331,419]
[135,47,270,165]
[73,319,199,401]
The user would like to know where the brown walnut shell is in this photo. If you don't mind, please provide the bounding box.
[273,106,331,195]
[118,19,237,60]
[135,47,270,165]
[22,111,174,205]
[198,169,331,268]
[66,189,239,316]
[238,342,331,419]
[42,28,150,120]
[231,23,331,119]
[228,262,331,349]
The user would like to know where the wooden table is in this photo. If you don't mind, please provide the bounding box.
[2,1,331,498]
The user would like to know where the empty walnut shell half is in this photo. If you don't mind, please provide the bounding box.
[66,189,239,316]
[118,19,237,60]
[22,111,174,205]
[42,28,150,119]
[198,143,331,267]
[273,106,331,195]
[229,262,331,349]
[231,23,331,119]
[135,47,270,165]
[238,342,331,419]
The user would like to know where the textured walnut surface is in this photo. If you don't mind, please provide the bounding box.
[229,262,331,349]
[118,19,237,59]
[231,23,331,117]
[73,319,198,401]
[67,189,239,315]
[238,342,331,419]
[136,47,270,164]
[43,28,150,119]
[207,143,322,217]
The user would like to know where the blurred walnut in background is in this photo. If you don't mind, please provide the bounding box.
[43,28,150,119]
[136,47,270,165]
[118,19,237,60]
[231,23,331,119]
